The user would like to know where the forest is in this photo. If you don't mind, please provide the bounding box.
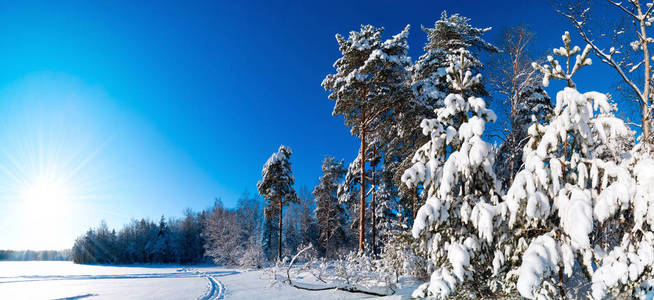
[72,1,654,299]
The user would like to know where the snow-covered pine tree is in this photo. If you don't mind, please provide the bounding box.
[504,32,635,299]
[257,145,298,261]
[401,49,502,298]
[395,12,498,222]
[411,11,497,116]
[322,24,411,251]
[313,156,347,258]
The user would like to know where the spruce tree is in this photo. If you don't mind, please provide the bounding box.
[313,156,347,258]
[395,12,498,222]
[401,50,502,298]
[495,84,552,190]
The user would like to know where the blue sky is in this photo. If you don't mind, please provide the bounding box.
[0,0,629,250]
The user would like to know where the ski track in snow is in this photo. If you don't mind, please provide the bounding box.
[52,293,98,300]
[193,268,225,300]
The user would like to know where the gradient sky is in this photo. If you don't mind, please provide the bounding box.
[0,0,629,250]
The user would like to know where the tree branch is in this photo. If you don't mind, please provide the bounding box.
[283,245,394,297]
[607,0,638,19]
[560,11,646,105]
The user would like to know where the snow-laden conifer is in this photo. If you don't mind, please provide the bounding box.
[258,145,298,261]
[401,49,502,299]
[505,32,634,299]
[313,156,348,258]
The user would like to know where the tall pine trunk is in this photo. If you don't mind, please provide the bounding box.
[371,150,376,256]
[359,107,367,252]
[278,196,283,261]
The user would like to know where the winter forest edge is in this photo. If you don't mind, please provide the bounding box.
[68,2,654,299]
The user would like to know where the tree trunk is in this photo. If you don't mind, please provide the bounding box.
[359,108,367,252]
[371,149,376,256]
[509,159,515,184]
[412,187,417,220]
[325,214,330,259]
[278,196,283,261]
[324,234,328,259]
[637,2,652,143]
[643,101,650,143]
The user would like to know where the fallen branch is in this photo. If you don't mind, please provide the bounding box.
[288,282,393,297]
[284,245,394,297]
[286,244,313,285]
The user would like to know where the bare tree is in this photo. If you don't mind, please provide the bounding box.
[490,26,541,116]
[557,0,654,142]
[488,25,553,189]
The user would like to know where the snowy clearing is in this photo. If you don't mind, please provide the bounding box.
[0,261,410,299]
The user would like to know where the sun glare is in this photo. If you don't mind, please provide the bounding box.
[21,176,71,210]
[17,173,75,249]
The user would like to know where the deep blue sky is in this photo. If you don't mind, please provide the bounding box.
[0,0,626,249]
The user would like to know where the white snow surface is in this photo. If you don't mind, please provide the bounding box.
[0,261,413,300]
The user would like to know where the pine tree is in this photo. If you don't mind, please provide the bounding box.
[313,156,347,258]
[401,50,502,298]
[257,145,298,261]
[323,24,411,251]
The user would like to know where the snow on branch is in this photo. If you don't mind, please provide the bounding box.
[531,31,592,88]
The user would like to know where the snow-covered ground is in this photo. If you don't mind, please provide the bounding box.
[0,261,410,299]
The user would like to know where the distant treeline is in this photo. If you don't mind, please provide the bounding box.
[0,249,71,261]
[72,209,207,265]
[72,190,316,267]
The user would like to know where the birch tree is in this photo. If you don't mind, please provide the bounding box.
[489,25,553,189]
[558,0,654,143]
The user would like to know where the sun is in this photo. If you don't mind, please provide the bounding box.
[18,174,74,235]
[21,175,70,208]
